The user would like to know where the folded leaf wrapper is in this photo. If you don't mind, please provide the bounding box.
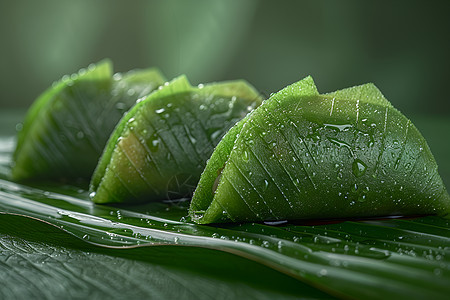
[190,76,450,224]
[90,76,262,204]
[12,60,166,181]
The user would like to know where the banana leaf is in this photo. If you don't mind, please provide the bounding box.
[2,112,327,299]
[0,214,325,300]
[90,75,262,204]
[190,77,450,223]
[1,111,450,299]
[12,60,166,181]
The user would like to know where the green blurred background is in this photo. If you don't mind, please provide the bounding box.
[1,0,449,116]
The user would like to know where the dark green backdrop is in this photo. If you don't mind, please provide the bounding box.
[1,0,449,115]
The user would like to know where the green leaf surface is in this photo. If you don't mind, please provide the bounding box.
[12,60,166,181]
[90,76,262,204]
[190,77,450,223]
[0,215,321,300]
[1,112,450,299]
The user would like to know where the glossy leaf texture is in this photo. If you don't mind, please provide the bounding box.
[0,215,320,300]
[90,75,262,204]
[12,60,166,181]
[0,125,450,300]
[190,77,450,224]
[0,177,449,299]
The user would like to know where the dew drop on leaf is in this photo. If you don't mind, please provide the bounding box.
[15,123,23,132]
[209,129,223,141]
[434,268,442,276]
[243,150,250,162]
[150,136,160,151]
[358,193,367,202]
[263,179,269,192]
[128,117,137,130]
[115,102,126,110]
[352,159,367,177]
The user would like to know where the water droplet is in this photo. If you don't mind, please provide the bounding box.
[148,133,160,151]
[310,133,320,142]
[434,268,442,276]
[115,102,126,110]
[155,108,165,114]
[209,129,223,141]
[243,150,250,162]
[15,123,23,132]
[78,68,87,76]
[140,128,148,136]
[352,159,367,177]
[76,131,85,139]
[263,179,269,191]
[113,73,122,80]
[324,123,353,132]
[277,241,284,251]
[127,117,137,130]
[317,269,328,277]
[358,193,367,202]
[89,191,96,198]
[328,137,354,157]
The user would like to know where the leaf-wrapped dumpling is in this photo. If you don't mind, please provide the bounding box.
[190,76,450,224]
[12,60,166,181]
[89,75,262,204]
